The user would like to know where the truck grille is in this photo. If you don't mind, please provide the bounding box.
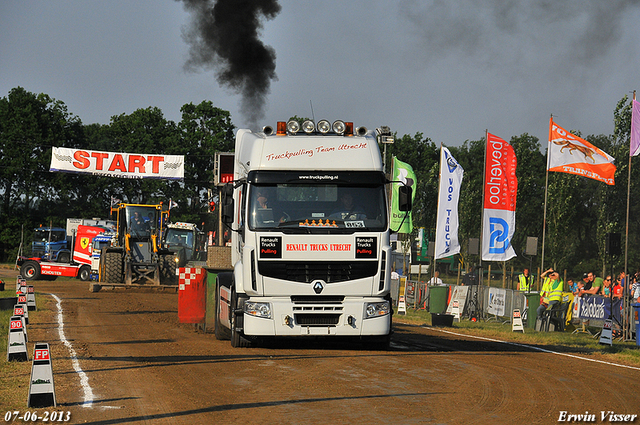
[295,313,341,326]
[259,261,378,283]
[292,295,343,327]
[291,296,345,304]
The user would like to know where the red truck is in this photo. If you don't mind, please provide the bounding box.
[18,225,110,281]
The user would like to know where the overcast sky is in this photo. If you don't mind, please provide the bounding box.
[2,1,639,148]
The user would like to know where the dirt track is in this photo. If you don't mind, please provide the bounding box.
[4,269,640,425]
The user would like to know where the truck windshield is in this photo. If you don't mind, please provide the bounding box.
[33,229,66,242]
[164,229,194,249]
[125,206,158,237]
[249,184,387,232]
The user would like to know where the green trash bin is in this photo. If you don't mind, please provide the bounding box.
[525,292,540,329]
[428,285,449,314]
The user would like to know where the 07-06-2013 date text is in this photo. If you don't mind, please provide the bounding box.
[4,411,71,422]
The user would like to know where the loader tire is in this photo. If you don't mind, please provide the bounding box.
[159,254,177,285]
[104,252,124,283]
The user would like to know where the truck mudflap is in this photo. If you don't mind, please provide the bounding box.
[242,297,391,337]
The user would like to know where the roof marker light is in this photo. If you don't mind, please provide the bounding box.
[276,121,287,135]
[345,122,354,136]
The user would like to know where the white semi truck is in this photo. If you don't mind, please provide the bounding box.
[215,119,412,348]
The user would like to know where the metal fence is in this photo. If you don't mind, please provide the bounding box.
[392,279,617,331]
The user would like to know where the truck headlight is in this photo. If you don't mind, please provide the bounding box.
[244,301,272,319]
[365,301,390,319]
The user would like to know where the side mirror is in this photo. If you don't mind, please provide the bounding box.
[221,183,234,224]
[398,185,412,211]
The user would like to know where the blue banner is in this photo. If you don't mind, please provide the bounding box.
[573,295,621,322]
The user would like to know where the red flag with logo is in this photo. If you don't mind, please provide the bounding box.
[482,133,517,261]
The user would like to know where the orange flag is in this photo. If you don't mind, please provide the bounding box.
[548,118,616,185]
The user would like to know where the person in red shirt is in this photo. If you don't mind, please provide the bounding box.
[613,274,623,300]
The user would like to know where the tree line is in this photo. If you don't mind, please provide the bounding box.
[1,86,638,279]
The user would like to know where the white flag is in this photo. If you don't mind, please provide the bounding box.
[482,133,517,261]
[434,147,464,259]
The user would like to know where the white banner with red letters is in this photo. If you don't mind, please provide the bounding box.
[50,147,184,180]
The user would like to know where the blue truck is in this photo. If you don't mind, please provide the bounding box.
[31,218,116,263]
[31,226,70,263]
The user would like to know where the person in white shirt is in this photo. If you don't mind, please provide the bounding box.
[428,271,443,285]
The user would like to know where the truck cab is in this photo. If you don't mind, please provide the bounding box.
[216,119,411,348]
[162,222,206,268]
[90,233,116,280]
[32,227,69,262]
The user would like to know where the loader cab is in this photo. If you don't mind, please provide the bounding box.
[124,206,159,239]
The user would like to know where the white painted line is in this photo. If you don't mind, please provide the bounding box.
[433,327,640,372]
[51,294,95,407]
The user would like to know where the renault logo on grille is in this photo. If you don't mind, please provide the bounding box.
[312,280,325,294]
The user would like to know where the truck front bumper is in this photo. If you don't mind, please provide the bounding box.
[242,297,391,337]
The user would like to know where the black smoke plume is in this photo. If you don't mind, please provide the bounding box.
[180,0,281,129]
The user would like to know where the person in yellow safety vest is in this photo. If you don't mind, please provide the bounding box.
[518,268,533,292]
[536,268,563,318]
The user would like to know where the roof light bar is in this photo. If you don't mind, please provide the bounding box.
[273,120,358,136]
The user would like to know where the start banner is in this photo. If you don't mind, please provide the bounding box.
[50,147,184,180]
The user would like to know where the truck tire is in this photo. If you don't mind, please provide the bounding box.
[104,252,124,283]
[230,287,252,348]
[78,265,91,281]
[57,252,71,263]
[20,261,41,281]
